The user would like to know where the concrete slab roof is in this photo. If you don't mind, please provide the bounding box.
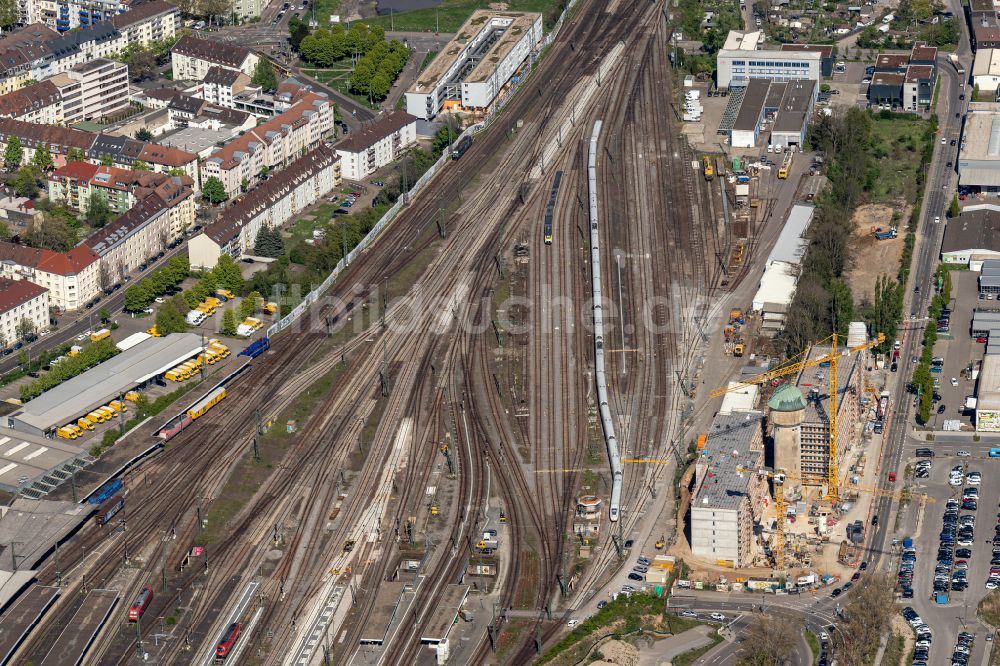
[10,333,203,434]
[0,498,89,570]
[693,411,764,511]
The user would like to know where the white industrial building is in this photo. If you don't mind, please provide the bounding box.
[718,382,760,415]
[729,78,817,149]
[404,10,542,120]
[958,103,1000,191]
[690,411,767,568]
[976,354,1000,431]
[717,30,823,89]
[752,204,815,332]
[941,204,1000,268]
[974,49,1000,95]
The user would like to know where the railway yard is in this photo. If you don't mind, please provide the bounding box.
[0,0,876,664]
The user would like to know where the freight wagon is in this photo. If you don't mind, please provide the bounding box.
[95,495,124,525]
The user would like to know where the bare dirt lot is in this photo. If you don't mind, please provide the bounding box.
[844,203,907,303]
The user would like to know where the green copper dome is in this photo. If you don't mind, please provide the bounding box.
[767,384,806,412]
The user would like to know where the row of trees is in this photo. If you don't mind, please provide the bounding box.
[912,265,952,422]
[19,338,119,402]
[153,257,253,335]
[123,256,191,312]
[114,37,177,82]
[298,23,389,67]
[349,40,409,103]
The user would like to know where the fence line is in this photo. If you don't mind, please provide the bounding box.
[267,1,582,338]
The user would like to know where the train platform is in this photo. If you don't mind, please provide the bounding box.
[420,584,469,645]
[0,431,93,496]
[0,499,90,571]
[0,584,60,662]
[359,581,406,645]
[38,588,118,666]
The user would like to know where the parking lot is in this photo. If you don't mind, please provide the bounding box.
[898,448,1000,665]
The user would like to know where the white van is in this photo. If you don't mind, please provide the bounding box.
[186,310,206,326]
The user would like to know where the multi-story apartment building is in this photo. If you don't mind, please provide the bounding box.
[85,193,171,283]
[35,22,124,79]
[0,241,100,311]
[171,35,258,82]
[189,146,341,269]
[48,161,194,222]
[62,58,129,121]
[0,59,127,124]
[111,0,178,46]
[0,23,60,95]
[89,134,200,190]
[0,80,63,124]
[0,117,97,167]
[37,0,127,32]
[0,278,49,345]
[202,66,251,108]
[334,111,418,181]
[202,91,334,198]
[690,411,767,568]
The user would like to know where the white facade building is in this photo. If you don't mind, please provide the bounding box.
[171,34,258,82]
[189,146,340,269]
[717,31,822,89]
[61,58,129,122]
[974,48,1000,95]
[0,242,100,311]
[334,112,417,181]
[405,10,542,120]
[0,278,49,345]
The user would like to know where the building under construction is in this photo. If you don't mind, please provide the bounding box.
[768,344,861,488]
[690,411,768,567]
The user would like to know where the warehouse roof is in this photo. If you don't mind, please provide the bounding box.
[723,30,764,50]
[982,259,1000,275]
[693,411,764,511]
[974,48,1000,77]
[977,353,1000,410]
[10,333,203,434]
[874,53,910,71]
[779,43,834,58]
[942,209,1000,254]
[767,204,815,266]
[733,79,770,132]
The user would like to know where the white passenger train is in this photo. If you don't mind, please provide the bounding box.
[587,120,622,522]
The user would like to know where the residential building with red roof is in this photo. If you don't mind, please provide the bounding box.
[201,91,334,198]
[0,80,62,125]
[0,277,49,346]
[0,241,99,311]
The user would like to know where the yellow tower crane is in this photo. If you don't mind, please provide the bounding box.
[712,332,885,502]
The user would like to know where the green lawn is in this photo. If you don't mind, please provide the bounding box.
[364,0,558,32]
[300,68,377,108]
[868,115,935,204]
[805,630,820,665]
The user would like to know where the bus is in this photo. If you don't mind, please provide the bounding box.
[543,171,563,245]
[778,152,792,179]
[989,448,1000,458]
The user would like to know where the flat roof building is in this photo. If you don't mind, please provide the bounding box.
[752,204,815,332]
[959,105,1000,191]
[6,333,203,436]
[690,411,767,568]
[975,49,1000,94]
[729,79,816,149]
[977,354,1000,431]
[405,10,542,120]
[716,31,823,89]
[942,205,1000,268]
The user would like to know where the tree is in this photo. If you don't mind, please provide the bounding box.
[251,57,278,91]
[830,574,895,666]
[15,317,35,341]
[950,194,960,219]
[3,136,21,171]
[131,160,150,171]
[736,616,796,666]
[25,214,76,251]
[289,16,310,50]
[10,166,37,198]
[66,147,86,162]
[124,282,153,312]
[254,226,284,257]
[100,154,113,167]
[0,0,18,29]
[241,177,249,193]
[86,192,113,227]
[259,165,270,179]
[213,255,245,292]
[202,176,228,204]
[99,307,111,324]
[220,308,237,335]
[155,298,188,334]
[31,143,52,172]
[135,128,154,141]
[240,290,259,319]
